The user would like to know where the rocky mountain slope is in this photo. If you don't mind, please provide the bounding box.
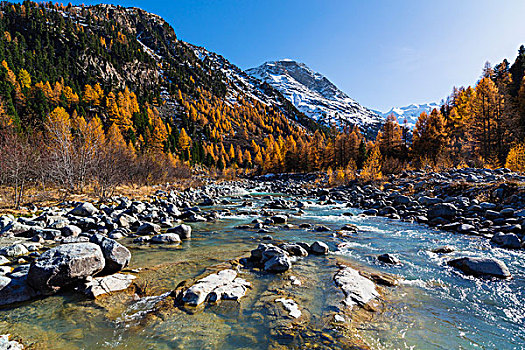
[246,60,383,132]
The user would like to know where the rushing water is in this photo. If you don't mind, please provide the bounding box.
[0,193,523,349]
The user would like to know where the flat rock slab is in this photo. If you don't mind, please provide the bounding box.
[182,269,250,306]
[334,266,379,308]
[83,273,136,298]
[275,298,301,318]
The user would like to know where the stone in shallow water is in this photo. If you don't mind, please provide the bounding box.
[182,269,244,306]
[275,298,301,318]
[264,255,292,273]
[448,257,511,279]
[167,224,192,239]
[0,273,41,306]
[208,277,250,302]
[310,241,329,255]
[82,273,136,298]
[334,266,379,308]
[377,253,401,265]
[151,233,181,244]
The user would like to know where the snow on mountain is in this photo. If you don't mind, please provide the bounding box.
[378,102,441,129]
[246,60,383,131]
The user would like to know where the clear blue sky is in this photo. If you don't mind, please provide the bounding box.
[68,0,525,112]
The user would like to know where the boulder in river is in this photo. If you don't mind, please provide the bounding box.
[0,244,28,258]
[136,222,161,235]
[264,254,292,273]
[27,243,105,294]
[334,266,379,308]
[89,234,131,274]
[447,257,511,279]
[431,246,455,254]
[310,241,329,255]
[490,232,521,249]
[377,253,401,265]
[167,224,192,239]
[0,273,41,306]
[151,233,181,244]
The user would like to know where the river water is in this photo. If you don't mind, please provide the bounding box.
[0,192,523,349]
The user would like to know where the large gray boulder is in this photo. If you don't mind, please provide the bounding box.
[448,257,511,279]
[427,203,458,219]
[89,234,131,274]
[69,202,98,217]
[27,243,105,294]
[167,224,192,239]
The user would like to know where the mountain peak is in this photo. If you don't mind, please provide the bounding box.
[246,60,382,131]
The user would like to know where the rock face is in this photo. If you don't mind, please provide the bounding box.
[334,266,379,308]
[182,269,249,306]
[82,273,136,298]
[448,257,511,279]
[69,202,99,217]
[27,243,105,294]
[89,234,131,274]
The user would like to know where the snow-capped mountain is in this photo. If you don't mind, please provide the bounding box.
[378,103,441,129]
[189,46,323,131]
[246,60,383,131]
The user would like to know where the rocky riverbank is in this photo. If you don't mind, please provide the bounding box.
[0,168,523,348]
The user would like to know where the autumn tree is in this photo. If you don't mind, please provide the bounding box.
[411,109,447,165]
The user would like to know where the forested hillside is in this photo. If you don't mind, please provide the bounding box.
[2,1,525,208]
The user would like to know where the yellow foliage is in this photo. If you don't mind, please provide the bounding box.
[505,144,525,172]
